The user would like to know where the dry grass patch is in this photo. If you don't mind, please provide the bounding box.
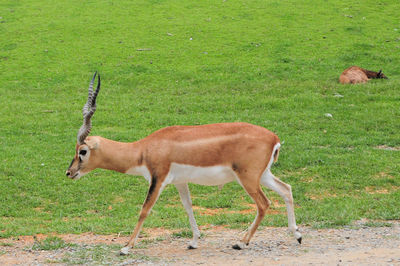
[364,186,399,195]
[270,199,286,208]
[112,196,125,204]
[62,217,87,222]
[192,206,226,216]
[307,192,338,200]
[375,145,400,151]
[373,172,395,179]
[86,209,99,214]
[192,202,284,216]
[301,176,314,183]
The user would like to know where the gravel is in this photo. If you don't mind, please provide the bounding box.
[0,221,399,265]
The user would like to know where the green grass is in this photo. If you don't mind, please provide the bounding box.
[362,221,393,228]
[56,244,153,264]
[0,0,399,238]
[172,229,194,239]
[32,236,75,251]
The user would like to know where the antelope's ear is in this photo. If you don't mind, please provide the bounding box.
[378,69,382,76]
[85,137,100,150]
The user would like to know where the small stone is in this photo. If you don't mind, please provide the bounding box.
[120,246,130,255]
[324,113,333,118]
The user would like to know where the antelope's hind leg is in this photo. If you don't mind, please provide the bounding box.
[233,175,270,250]
[175,183,201,249]
[261,169,302,243]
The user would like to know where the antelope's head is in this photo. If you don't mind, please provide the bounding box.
[377,70,388,79]
[66,72,101,180]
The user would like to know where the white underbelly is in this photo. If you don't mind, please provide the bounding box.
[167,163,236,186]
[125,165,151,183]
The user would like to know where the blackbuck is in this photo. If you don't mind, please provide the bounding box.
[339,66,388,84]
[66,73,302,255]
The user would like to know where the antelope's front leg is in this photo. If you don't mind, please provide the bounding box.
[120,176,165,255]
[175,183,201,249]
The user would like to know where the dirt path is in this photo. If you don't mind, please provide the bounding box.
[1,221,399,265]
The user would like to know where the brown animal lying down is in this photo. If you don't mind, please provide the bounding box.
[339,66,388,84]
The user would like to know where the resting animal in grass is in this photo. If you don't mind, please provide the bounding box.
[66,73,302,255]
[339,66,388,84]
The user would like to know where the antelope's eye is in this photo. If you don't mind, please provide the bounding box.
[79,150,87,156]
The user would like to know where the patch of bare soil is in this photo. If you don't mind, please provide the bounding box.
[1,221,399,265]
[375,145,400,151]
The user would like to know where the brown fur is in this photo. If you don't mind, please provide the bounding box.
[339,66,388,84]
[67,73,300,252]
[66,122,296,250]
[68,123,279,175]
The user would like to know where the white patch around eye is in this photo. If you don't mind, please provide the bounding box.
[78,149,90,161]
[79,154,87,162]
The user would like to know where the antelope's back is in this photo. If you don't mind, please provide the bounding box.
[340,66,368,84]
[141,122,280,167]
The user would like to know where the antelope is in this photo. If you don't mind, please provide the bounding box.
[66,73,302,255]
[339,66,388,84]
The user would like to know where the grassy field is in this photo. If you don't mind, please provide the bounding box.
[0,0,399,238]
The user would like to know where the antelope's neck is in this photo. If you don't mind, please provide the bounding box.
[363,69,379,78]
[96,138,143,173]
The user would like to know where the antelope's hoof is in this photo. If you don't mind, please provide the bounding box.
[294,230,302,244]
[232,242,247,250]
[187,239,198,250]
[232,244,242,250]
[120,246,130,256]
